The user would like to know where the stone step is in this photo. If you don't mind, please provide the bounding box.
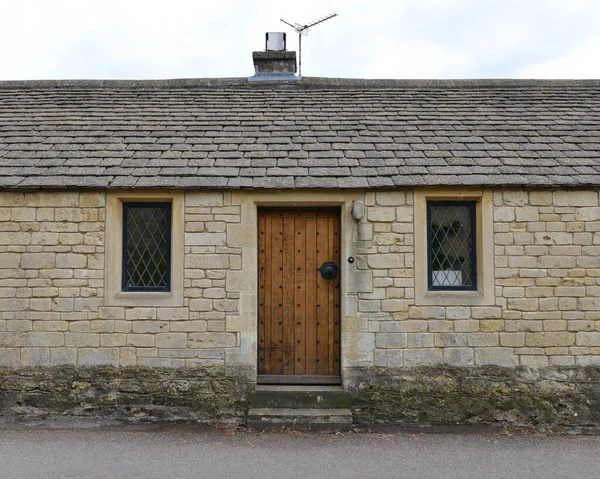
[250,385,351,409]
[247,407,353,432]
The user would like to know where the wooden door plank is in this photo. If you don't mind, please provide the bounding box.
[316,215,329,376]
[304,216,317,375]
[332,215,341,376]
[258,213,266,375]
[294,215,306,375]
[263,215,273,375]
[271,215,284,375]
[327,216,335,375]
[282,215,295,375]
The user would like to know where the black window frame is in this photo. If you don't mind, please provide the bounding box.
[122,202,172,293]
[426,200,477,292]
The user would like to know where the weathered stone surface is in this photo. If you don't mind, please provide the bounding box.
[0,366,253,424]
[345,366,600,427]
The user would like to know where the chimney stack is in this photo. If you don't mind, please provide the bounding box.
[249,32,299,81]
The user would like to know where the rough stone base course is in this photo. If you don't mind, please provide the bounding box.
[0,366,253,423]
[2,366,599,427]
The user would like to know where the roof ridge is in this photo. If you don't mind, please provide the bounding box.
[1,77,600,90]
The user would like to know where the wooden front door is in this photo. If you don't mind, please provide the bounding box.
[258,209,341,384]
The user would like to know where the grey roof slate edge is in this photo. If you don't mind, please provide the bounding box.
[2,77,600,90]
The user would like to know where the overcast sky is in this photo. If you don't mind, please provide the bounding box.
[1,0,599,80]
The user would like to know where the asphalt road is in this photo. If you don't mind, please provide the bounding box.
[0,421,598,479]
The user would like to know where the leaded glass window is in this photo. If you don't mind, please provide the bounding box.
[122,202,171,292]
[427,201,476,290]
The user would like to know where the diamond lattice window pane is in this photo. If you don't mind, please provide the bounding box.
[123,204,170,291]
[429,203,475,289]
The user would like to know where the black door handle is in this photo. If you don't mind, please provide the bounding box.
[319,261,339,282]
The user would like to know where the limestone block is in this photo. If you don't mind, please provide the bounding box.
[434,333,467,347]
[0,348,20,367]
[0,253,21,269]
[79,192,105,207]
[575,207,600,221]
[90,320,114,333]
[567,320,595,331]
[400,320,427,332]
[576,356,600,366]
[443,347,474,366]
[50,348,77,365]
[576,332,600,346]
[157,308,190,321]
[186,193,223,207]
[480,320,504,332]
[99,307,125,320]
[494,207,515,222]
[204,288,226,299]
[445,307,470,320]
[515,207,539,222]
[125,308,157,320]
[100,334,126,347]
[156,333,188,349]
[367,207,396,222]
[64,333,100,347]
[126,334,155,347]
[525,332,575,347]
[207,320,225,332]
[78,348,119,366]
[454,320,479,332]
[26,332,63,347]
[213,299,238,312]
[186,254,229,269]
[403,348,443,366]
[189,299,212,312]
[185,233,227,246]
[553,191,598,207]
[188,332,237,348]
[375,333,407,349]
[21,348,50,366]
[499,332,525,347]
[507,298,539,312]
[520,355,549,368]
[55,254,87,269]
[529,191,552,206]
[396,206,413,222]
[407,333,433,348]
[21,253,55,269]
[381,299,409,312]
[11,208,36,222]
[428,320,453,332]
[502,191,529,206]
[408,306,445,319]
[534,232,572,245]
[468,333,499,347]
[131,321,168,333]
[578,297,600,311]
[474,348,517,367]
[376,191,406,206]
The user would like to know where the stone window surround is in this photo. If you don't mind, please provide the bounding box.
[414,188,495,306]
[105,190,184,307]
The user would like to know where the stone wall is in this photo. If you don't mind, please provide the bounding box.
[1,188,599,371]
[0,192,106,368]
[1,187,600,424]
[356,189,600,370]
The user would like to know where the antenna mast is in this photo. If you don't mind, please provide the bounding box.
[280,13,338,76]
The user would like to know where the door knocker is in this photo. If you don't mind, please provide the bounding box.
[319,261,339,282]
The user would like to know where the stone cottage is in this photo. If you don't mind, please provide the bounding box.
[1,45,600,429]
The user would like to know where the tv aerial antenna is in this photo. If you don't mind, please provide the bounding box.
[280,13,338,76]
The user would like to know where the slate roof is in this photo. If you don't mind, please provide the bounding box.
[1,78,600,189]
